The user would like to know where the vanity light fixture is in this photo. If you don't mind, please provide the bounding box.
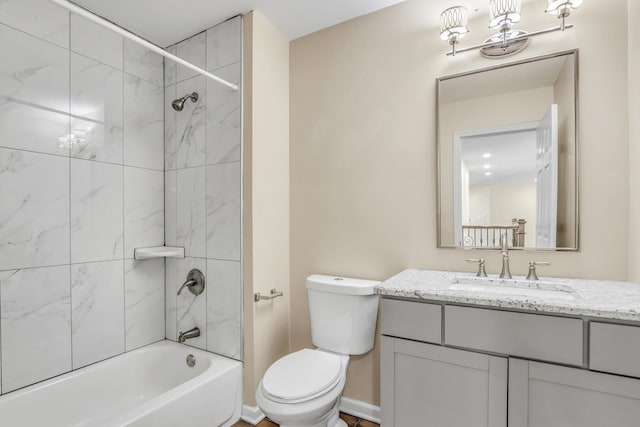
[440,6,469,55]
[482,153,492,158]
[439,0,582,57]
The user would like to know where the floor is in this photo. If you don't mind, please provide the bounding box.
[232,412,380,427]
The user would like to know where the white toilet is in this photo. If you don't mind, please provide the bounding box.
[255,274,380,427]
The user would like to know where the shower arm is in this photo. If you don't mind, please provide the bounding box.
[48,0,239,91]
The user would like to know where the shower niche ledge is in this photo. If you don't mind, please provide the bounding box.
[133,246,185,260]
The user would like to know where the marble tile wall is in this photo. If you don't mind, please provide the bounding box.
[164,16,243,361]
[0,0,165,394]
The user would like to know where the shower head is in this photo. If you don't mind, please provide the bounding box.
[171,92,199,111]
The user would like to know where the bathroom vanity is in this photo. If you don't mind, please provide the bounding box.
[378,270,640,427]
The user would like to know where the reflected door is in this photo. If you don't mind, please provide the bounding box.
[535,105,558,248]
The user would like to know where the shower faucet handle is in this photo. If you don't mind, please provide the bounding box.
[177,269,205,296]
[466,259,487,277]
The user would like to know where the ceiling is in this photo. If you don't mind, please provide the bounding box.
[70,0,405,47]
[462,130,538,187]
[70,0,539,47]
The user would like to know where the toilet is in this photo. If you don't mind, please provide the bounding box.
[255,274,380,427]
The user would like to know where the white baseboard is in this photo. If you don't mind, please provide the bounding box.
[339,397,381,424]
[241,404,265,425]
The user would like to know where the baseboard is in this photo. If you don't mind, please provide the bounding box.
[241,404,265,425]
[339,397,381,424]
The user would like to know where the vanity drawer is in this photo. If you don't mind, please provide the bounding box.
[445,306,584,366]
[590,323,640,378]
[381,298,442,344]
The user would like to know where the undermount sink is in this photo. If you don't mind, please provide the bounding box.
[448,276,576,300]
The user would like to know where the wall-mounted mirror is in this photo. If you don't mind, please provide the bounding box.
[437,50,578,250]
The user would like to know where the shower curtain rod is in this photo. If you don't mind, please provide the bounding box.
[49,0,239,91]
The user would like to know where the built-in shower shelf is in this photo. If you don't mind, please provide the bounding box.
[134,246,185,260]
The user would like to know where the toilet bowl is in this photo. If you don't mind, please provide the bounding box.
[255,275,379,427]
[255,349,349,427]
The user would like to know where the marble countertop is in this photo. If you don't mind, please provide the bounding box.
[377,269,640,322]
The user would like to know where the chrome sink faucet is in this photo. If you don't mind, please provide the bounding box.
[178,326,200,343]
[499,232,512,279]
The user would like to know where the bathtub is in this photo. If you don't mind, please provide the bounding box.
[0,340,242,427]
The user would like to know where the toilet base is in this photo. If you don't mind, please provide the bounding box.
[279,405,345,427]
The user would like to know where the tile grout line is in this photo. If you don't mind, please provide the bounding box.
[204,27,209,353]
[163,44,167,345]
[122,34,128,354]
[68,8,74,373]
[0,144,165,173]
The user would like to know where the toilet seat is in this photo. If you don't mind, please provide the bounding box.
[261,349,343,404]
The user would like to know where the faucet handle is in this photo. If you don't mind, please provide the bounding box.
[177,269,205,296]
[466,259,488,277]
[526,261,550,281]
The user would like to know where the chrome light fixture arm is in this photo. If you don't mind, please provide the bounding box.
[446,23,574,57]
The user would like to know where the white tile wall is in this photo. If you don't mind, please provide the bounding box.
[124,167,164,257]
[164,16,243,361]
[0,23,69,156]
[124,74,164,170]
[206,62,241,165]
[206,161,241,261]
[70,159,124,263]
[177,166,207,257]
[206,17,242,72]
[124,40,164,87]
[207,259,242,359]
[165,170,178,250]
[70,53,124,164]
[0,0,70,49]
[165,257,178,341]
[70,14,123,70]
[125,258,165,351]
[0,266,71,392]
[0,1,167,394]
[0,148,70,270]
[165,77,209,170]
[71,260,125,369]
[165,32,206,86]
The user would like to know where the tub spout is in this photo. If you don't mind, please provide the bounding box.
[178,327,200,343]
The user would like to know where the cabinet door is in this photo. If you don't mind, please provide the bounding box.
[509,359,640,427]
[381,336,507,427]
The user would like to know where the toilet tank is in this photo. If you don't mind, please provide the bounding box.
[306,275,380,355]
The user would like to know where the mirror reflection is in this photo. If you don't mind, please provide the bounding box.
[437,51,578,250]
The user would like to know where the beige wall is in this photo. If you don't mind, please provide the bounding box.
[290,0,629,405]
[629,1,640,282]
[243,11,291,406]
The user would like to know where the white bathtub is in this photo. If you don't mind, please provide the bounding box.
[0,340,242,427]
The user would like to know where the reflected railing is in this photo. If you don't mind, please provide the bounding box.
[462,219,526,248]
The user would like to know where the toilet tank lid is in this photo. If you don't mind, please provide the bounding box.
[306,274,380,295]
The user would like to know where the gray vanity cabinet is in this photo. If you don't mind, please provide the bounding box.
[508,358,640,427]
[381,336,507,427]
[381,298,640,427]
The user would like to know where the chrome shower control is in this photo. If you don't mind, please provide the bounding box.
[177,269,205,296]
